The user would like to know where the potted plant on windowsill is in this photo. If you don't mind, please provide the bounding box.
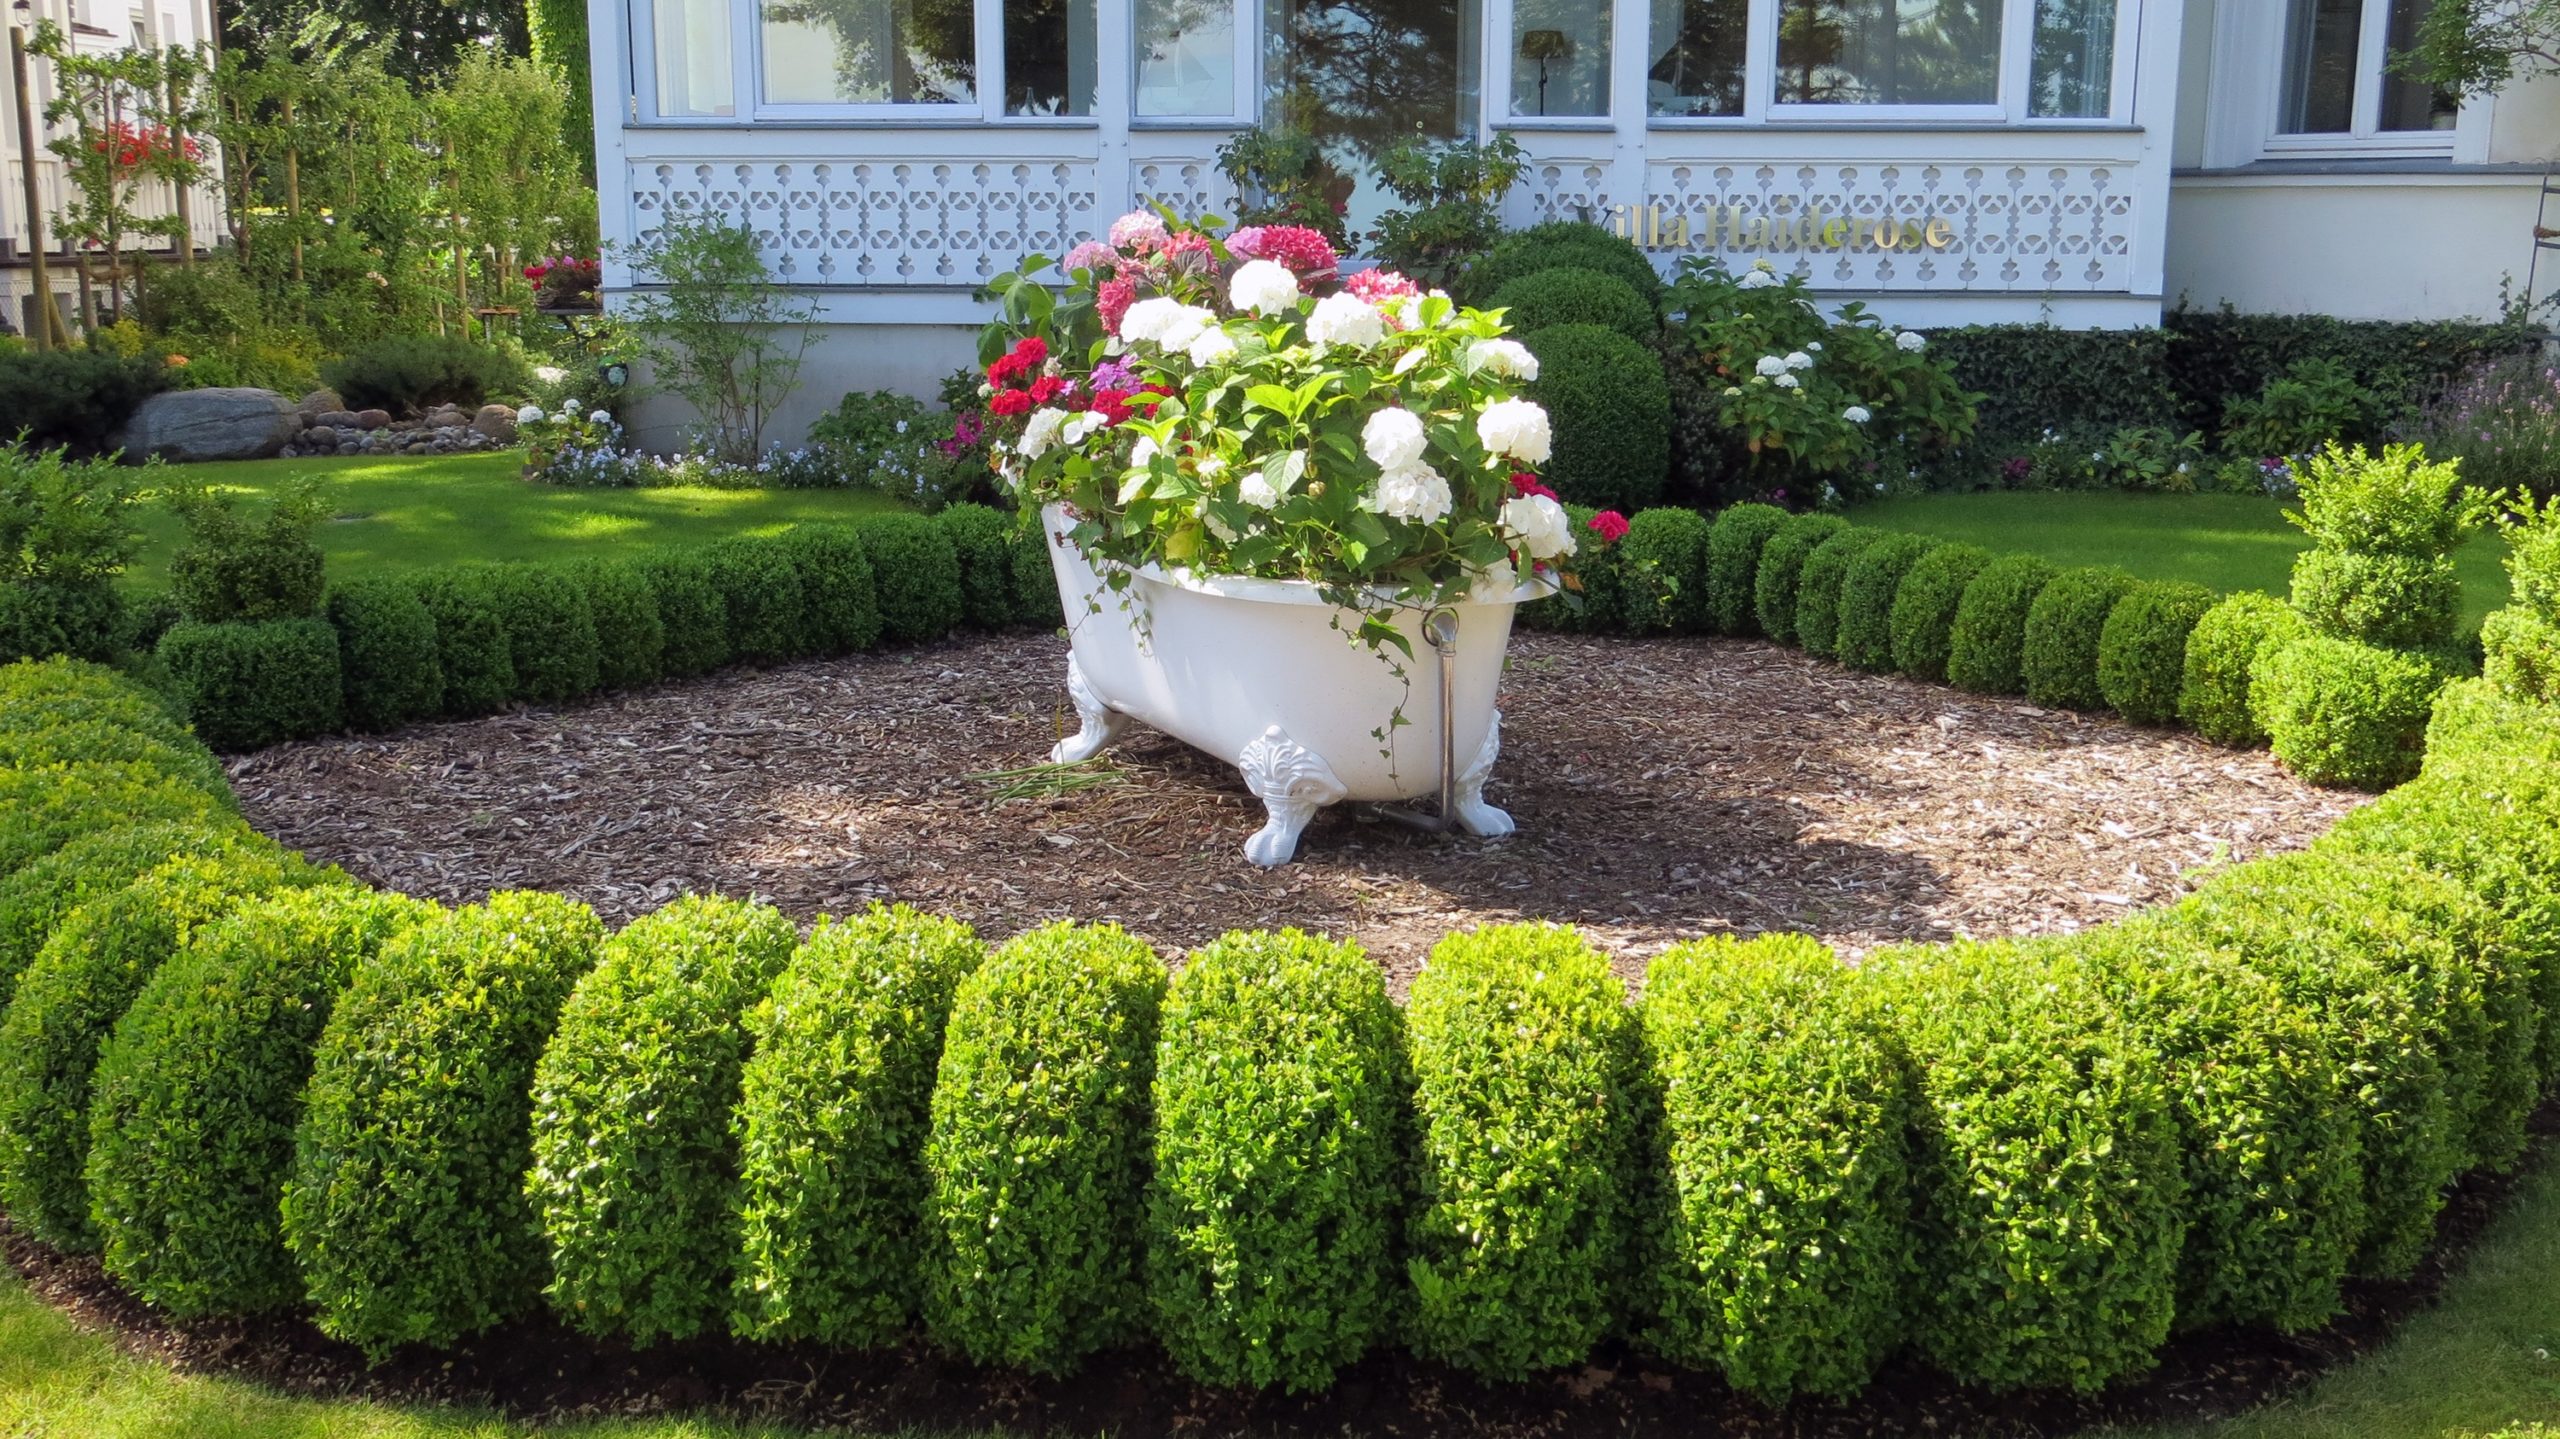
[978,210,1606,866]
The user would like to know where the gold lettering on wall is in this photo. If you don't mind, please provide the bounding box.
[1608,202,1958,254]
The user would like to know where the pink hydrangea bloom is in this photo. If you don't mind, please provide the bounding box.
[1229,224,1337,278]
[1097,276,1139,334]
[1108,211,1171,252]
[1345,268,1420,304]
[1062,240,1116,273]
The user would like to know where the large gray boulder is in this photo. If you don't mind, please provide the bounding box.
[116,388,298,462]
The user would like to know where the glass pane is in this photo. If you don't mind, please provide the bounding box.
[1138,0,1238,115]
[2278,0,2359,132]
[2028,0,2113,117]
[1007,0,1097,115]
[2378,0,2456,130]
[760,0,976,105]
[1510,0,1610,117]
[1774,0,2001,106]
[1262,0,1481,237]
[657,0,737,116]
[1648,0,1747,116]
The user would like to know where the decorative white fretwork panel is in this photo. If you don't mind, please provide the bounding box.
[1131,157,1239,223]
[1641,162,2138,292]
[631,160,1104,284]
[1520,159,1615,228]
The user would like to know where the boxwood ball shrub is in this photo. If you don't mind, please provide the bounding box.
[858,512,966,646]
[1520,323,1672,511]
[1944,554,2059,696]
[489,565,603,707]
[1835,532,1941,674]
[2178,591,2303,745]
[0,720,229,810]
[569,557,667,692]
[1618,507,1713,635]
[1887,542,1993,682]
[411,566,518,718]
[83,887,439,1316]
[1405,923,1639,1380]
[2043,920,2363,1332]
[2425,676,2560,770]
[1006,516,1064,629]
[702,537,807,667]
[324,577,443,732]
[1753,512,1848,645]
[2097,580,2219,726]
[0,658,195,748]
[1637,934,1908,1403]
[1145,929,1405,1393]
[0,849,330,1248]
[2020,566,2137,711]
[1488,268,1658,344]
[773,525,884,656]
[0,820,270,1004]
[2480,606,2560,705]
[1705,502,1790,636]
[527,895,798,1343]
[1792,527,1887,660]
[730,906,984,1346]
[2290,550,2463,650]
[938,503,1018,632]
[2250,635,2444,789]
[1866,940,2183,1392]
[922,921,1164,1373]
[282,891,607,1358]
[156,618,345,751]
[642,550,734,679]
[0,759,230,893]
[1465,222,1665,312]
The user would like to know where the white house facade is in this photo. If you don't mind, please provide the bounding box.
[583,0,2560,438]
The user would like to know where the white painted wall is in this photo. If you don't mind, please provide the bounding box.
[618,319,984,445]
[2166,170,2547,321]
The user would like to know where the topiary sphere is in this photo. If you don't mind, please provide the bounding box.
[1489,268,1657,344]
[1519,324,1672,512]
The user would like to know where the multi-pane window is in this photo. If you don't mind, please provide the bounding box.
[2278,0,2455,138]
[1138,0,1243,116]
[758,0,978,106]
[1773,0,2000,106]
[1509,0,1612,117]
[1639,0,2117,119]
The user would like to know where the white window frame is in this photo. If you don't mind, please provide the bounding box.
[631,0,1109,123]
[2236,0,2457,160]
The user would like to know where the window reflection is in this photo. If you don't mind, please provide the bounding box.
[1647,0,1747,116]
[1775,0,2001,106]
[2377,0,2455,130]
[657,0,737,114]
[760,0,976,104]
[2028,0,2113,117]
[1262,0,1480,235]
[1137,0,1239,116]
[1510,0,1610,117]
[2278,0,2360,132]
[1005,0,1097,114]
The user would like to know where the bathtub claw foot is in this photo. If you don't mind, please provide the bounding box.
[1050,655,1131,763]
[1451,709,1514,837]
[1237,725,1347,867]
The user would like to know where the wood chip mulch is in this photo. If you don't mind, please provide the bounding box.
[226,631,2360,993]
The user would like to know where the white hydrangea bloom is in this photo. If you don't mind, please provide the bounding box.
[1119,297,1212,348]
[1186,327,1239,367]
[1896,331,1927,353]
[1501,493,1577,561]
[1157,305,1215,351]
[1466,338,1540,381]
[1362,408,1428,470]
[1843,405,1872,423]
[1018,406,1069,459]
[1784,351,1813,371]
[1229,259,1300,317]
[1306,291,1386,349]
[1060,411,1105,446]
[1197,455,1227,483]
[1368,462,1452,524]
[588,409,611,424]
[1476,398,1552,464]
[1754,355,1790,378]
[1807,341,1823,352]
[1130,435,1161,465]
[1736,266,1779,291]
[1774,374,1801,390]
[1238,470,1283,508]
[516,404,544,425]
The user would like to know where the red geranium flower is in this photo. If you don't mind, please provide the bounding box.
[1029,375,1071,403]
[989,389,1034,417]
[1588,510,1631,544]
[1511,473,1559,500]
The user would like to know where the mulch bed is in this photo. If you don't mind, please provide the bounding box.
[227,630,2358,992]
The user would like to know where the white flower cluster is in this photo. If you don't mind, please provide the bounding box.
[1228,259,1300,317]
[1016,406,1105,462]
[1895,330,1926,353]
[1367,462,1452,524]
[1466,338,1540,381]
[1735,263,1781,291]
[1501,493,1576,561]
[1119,298,1219,351]
[1305,292,1386,349]
[1475,399,1552,465]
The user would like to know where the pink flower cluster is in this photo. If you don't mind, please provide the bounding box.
[1345,268,1420,305]
[1227,224,1340,279]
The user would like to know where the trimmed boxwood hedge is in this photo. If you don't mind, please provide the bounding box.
[156,618,345,751]
[1945,554,2059,696]
[1489,268,1658,343]
[1888,543,1993,683]
[281,891,607,1358]
[2098,581,2218,726]
[1519,323,1673,512]
[2291,550,2462,651]
[1793,528,1888,660]
[1007,516,1064,629]
[0,720,230,811]
[2020,566,2138,711]
[921,921,1163,1374]
[489,564,604,707]
[642,551,732,679]
[83,886,439,1316]
[2179,592,2303,745]
[1618,508,1714,635]
[570,557,667,692]
[325,577,443,732]
[702,537,808,667]
[528,894,799,1343]
[1405,923,1638,1380]
[412,566,517,718]
[731,906,983,1347]
[1753,513,1847,645]
[1146,929,1405,1392]
[938,503,1019,633]
[1465,223,1666,312]
[2482,606,2560,705]
[1705,502,1790,636]
[770,525,883,658]
[2249,635,2443,789]
[1835,533,1941,674]
[1638,934,1907,1403]
[858,513,966,647]
[0,821,270,1005]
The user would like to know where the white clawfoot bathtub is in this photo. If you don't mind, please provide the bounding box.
[1040,504,1545,866]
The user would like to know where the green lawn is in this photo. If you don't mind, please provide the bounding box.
[122,454,902,592]
[1861,491,2514,631]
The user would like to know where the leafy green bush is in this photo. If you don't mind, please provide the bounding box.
[163,477,328,624]
[320,334,531,415]
[858,513,965,646]
[1146,929,1405,1392]
[2290,550,2463,650]
[1792,528,1887,660]
[701,537,806,666]
[1464,223,1665,312]
[2178,592,2303,744]
[2041,919,2363,1331]
[1751,513,1849,645]
[0,719,228,809]
[0,821,266,1005]
[1945,554,2061,696]
[2425,676,2560,769]
[1866,940,2183,1392]
[2481,607,2560,705]
[528,895,798,1342]
[2502,494,2560,620]
[2161,309,2531,438]
[1489,268,1657,344]
[1618,507,1713,635]
[2283,443,2487,652]
[1834,533,1940,673]
[1704,502,1789,636]
[0,574,127,667]
[485,565,603,707]
[1925,324,2175,447]
[1,441,145,662]
[1887,542,1993,681]
[921,921,1163,1373]
[0,658,190,746]
[2220,358,2375,458]
[84,887,438,1316]
[773,525,883,656]
[641,551,732,678]
[2020,566,2137,710]
[1519,324,1672,511]
[411,567,517,717]
[937,503,1016,631]
[1637,934,1907,1402]
[570,558,667,691]
[731,906,983,1346]
[2097,581,2218,725]
[2250,635,2445,788]
[156,619,345,751]
[0,348,171,454]
[1007,515,1063,629]
[0,849,329,1248]
[282,891,607,1358]
[1405,923,1638,1379]
[325,577,443,731]
[0,759,227,891]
